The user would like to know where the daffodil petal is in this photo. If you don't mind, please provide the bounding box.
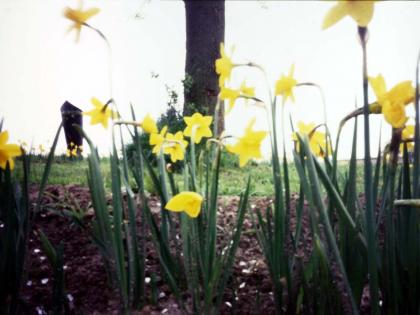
[322,2,347,30]
[347,1,375,27]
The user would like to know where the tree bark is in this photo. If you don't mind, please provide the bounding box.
[183,0,225,132]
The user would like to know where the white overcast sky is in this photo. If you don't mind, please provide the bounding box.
[1,0,420,159]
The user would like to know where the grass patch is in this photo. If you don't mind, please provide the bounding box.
[14,156,364,196]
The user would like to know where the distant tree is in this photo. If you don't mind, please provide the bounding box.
[183,0,225,132]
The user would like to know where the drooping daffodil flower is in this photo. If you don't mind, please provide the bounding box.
[63,0,100,42]
[219,81,255,113]
[215,43,235,88]
[165,191,203,218]
[0,131,22,170]
[293,121,330,157]
[226,118,267,167]
[140,114,158,134]
[150,126,168,155]
[322,1,376,30]
[369,74,414,128]
[275,64,297,104]
[163,131,188,162]
[183,112,213,144]
[83,98,118,129]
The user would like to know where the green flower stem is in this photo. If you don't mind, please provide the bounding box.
[358,26,380,315]
[158,150,170,244]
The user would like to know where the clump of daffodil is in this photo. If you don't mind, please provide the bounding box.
[293,121,330,157]
[219,81,255,112]
[165,191,203,218]
[183,113,213,144]
[63,0,100,42]
[275,64,297,104]
[163,131,188,162]
[226,118,267,167]
[215,43,235,88]
[369,74,414,128]
[322,1,376,30]
[0,131,22,170]
[140,114,158,134]
[83,98,118,129]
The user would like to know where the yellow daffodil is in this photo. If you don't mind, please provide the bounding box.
[240,81,255,98]
[226,118,267,167]
[220,87,240,111]
[140,114,158,134]
[322,1,375,30]
[369,74,414,128]
[294,121,329,157]
[165,191,203,218]
[275,64,297,104]
[83,98,117,129]
[163,131,188,162]
[400,124,415,152]
[215,43,234,88]
[150,126,168,155]
[382,101,408,129]
[66,143,79,157]
[183,113,213,144]
[64,1,100,42]
[0,131,22,170]
[219,82,255,112]
[38,144,46,154]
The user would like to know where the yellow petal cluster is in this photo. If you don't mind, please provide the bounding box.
[63,1,100,42]
[215,43,234,88]
[140,114,158,134]
[163,131,188,162]
[219,82,255,112]
[400,124,415,152]
[183,113,213,144]
[66,142,81,157]
[294,121,330,157]
[165,191,203,218]
[0,131,22,170]
[275,64,297,104]
[226,118,267,167]
[150,126,168,154]
[369,74,414,128]
[83,98,118,129]
[322,1,375,30]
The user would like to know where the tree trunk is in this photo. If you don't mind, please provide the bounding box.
[183,0,225,132]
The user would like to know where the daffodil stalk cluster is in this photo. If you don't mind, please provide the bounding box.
[61,2,256,314]
[211,1,420,314]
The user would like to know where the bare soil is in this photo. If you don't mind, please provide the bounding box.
[20,184,312,314]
